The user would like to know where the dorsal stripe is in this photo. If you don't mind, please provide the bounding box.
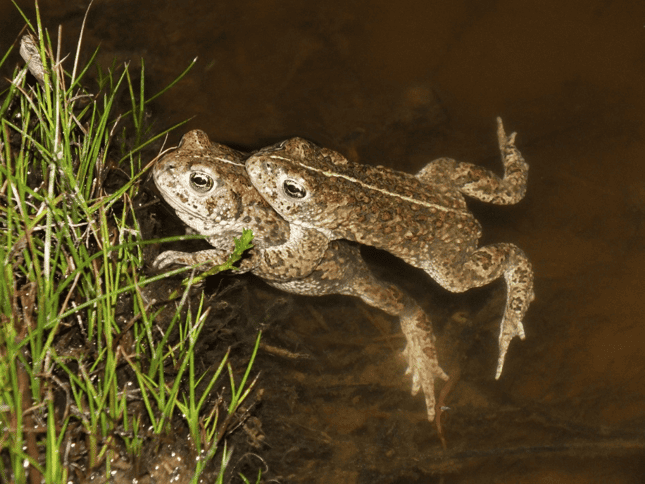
[267,154,468,215]
[214,156,245,167]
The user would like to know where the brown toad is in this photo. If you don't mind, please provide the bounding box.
[153,130,448,421]
[245,118,534,378]
[152,131,330,282]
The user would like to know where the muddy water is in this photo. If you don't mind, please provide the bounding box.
[4,0,645,482]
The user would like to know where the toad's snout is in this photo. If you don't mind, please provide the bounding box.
[245,158,271,188]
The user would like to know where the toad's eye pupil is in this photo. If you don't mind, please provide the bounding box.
[283,180,306,199]
[190,172,214,192]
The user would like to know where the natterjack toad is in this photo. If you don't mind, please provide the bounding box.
[153,130,449,421]
[245,118,534,378]
[152,130,330,282]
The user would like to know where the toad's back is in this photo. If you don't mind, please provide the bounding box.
[246,137,483,269]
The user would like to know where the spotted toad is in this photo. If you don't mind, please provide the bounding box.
[153,130,449,421]
[245,118,534,378]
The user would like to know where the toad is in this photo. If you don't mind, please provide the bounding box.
[153,130,449,422]
[245,118,534,378]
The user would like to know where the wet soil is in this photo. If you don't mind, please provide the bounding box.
[2,0,645,482]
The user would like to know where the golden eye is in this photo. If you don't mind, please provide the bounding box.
[283,179,307,199]
[190,172,214,193]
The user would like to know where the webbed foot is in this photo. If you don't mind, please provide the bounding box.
[400,311,449,422]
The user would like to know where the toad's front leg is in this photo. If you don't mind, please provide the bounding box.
[153,248,257,273]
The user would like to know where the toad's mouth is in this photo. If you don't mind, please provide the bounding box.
[155,180,242,232]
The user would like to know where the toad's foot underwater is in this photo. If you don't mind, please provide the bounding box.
[245,117,534,379]
[152,130,448,421]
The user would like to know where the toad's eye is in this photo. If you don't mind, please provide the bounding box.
[189,172,214,193]
[283,179,307,199]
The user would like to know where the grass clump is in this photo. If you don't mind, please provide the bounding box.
[0,3,261,483]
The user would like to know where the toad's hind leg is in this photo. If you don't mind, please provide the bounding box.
[268,241,448,422]
[417,117,529,205]
[430,243,534,379]
[342,266,450,421]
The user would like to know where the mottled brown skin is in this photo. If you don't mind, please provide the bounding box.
[153,130,448,421]
[153,130,331,281]
[245,118,534,378]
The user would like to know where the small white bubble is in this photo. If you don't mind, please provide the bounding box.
[23,459,29,468]
[171,451,176,457]
[110,470,116,476]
